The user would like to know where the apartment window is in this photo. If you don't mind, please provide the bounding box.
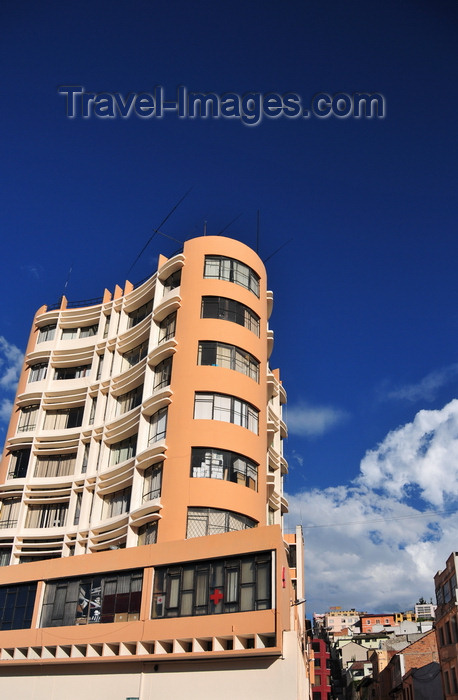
[34,453,76,478]
[149,408,168,444]
[8,448,31,479]
[0,548,11,566]
[436,585,444,605]
[191,448,257,490]
[153,551,270,618]
[194,393,259,434]
[26,503,68,528]
[117,384,143,415]
[186,507,256,539]
[163,269,181,294]
[158,311,176,344]
[122,341,148,370]
[0,497,20,529]
[74,491,82,526]
[41,569,142,627]
[43,406,84,430]
[103,315,111,338]
[102,487,131,519]
[61,328,78,340]
[61,325,98,340]
[79,324,99,338]
[204,255,260,296]
[198,341,259,382]
[201,296,260,335]
[138,521,158,546]
[54,365,91,380]
[127,299,153,328]
[88,397,97,425]
[37,324,56,342]
[28,362,48,382]
[153,356,172,390]
[82,443,90,473]
[17,404,39,432]
[143,464,162,502]
[0,582,37,630]
[110,435,137,465]
[445,670,451,695]
[96,354,104,380]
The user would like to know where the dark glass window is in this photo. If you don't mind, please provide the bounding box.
[191,448,257,490]
[198,341,259,381]
[158,312,176,344]
[138,521,158,546]
[127,300,153,328]
[154,356,172,390]
[204,255,260,296]
[55,365,91,380]
[29,362,48,382]
[79,324,99,338]
[40,570,142,627]
[153,551,270,618]
[194,393,259,434]
[8,448,31,478]
[122,341,148,369]
[201,296,259,335]
[0,582,37,630]
[149,408,167,444]
[0,547,11,566]
[43,406,84,430]
[17,404,39,432]
[34,453,76,477]
[110,435,137,465]
[143,464,162,502]
[186,507,256,538]
[163,270,181,294]
[117,384,143,414]
[102,486,131,519]
[37,324,56,342]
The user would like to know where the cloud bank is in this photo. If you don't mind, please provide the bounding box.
[286,398,458,614]
[286,402,348,437]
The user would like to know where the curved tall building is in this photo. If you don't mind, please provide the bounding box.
[0,236,310,699]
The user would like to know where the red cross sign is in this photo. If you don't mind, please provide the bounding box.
[210,588,224,605]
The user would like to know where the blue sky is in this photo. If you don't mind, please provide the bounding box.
[1,0,458,614]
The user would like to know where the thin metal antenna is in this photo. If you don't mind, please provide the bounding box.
[263,237,293,264]
[63,263,73,295]
[216,213,242,236]
[155,230,184,245]
[128,187,193,274]
[203,220,207,236]
[256,210,260,254]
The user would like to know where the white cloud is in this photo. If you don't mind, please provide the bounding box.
[383,364,458,402]
[0,399,13,423]
[286,398,458,614]
[359,399,458,506]
[0,336,24,391]
[286,402,348,437]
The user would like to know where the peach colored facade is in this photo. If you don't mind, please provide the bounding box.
[0,236,311,699]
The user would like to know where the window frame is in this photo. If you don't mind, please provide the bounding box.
[204,255,260,297]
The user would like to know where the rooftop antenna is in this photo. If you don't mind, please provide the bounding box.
[62,262,73,298]
[128,187,193,274]
[203,220,207,236]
